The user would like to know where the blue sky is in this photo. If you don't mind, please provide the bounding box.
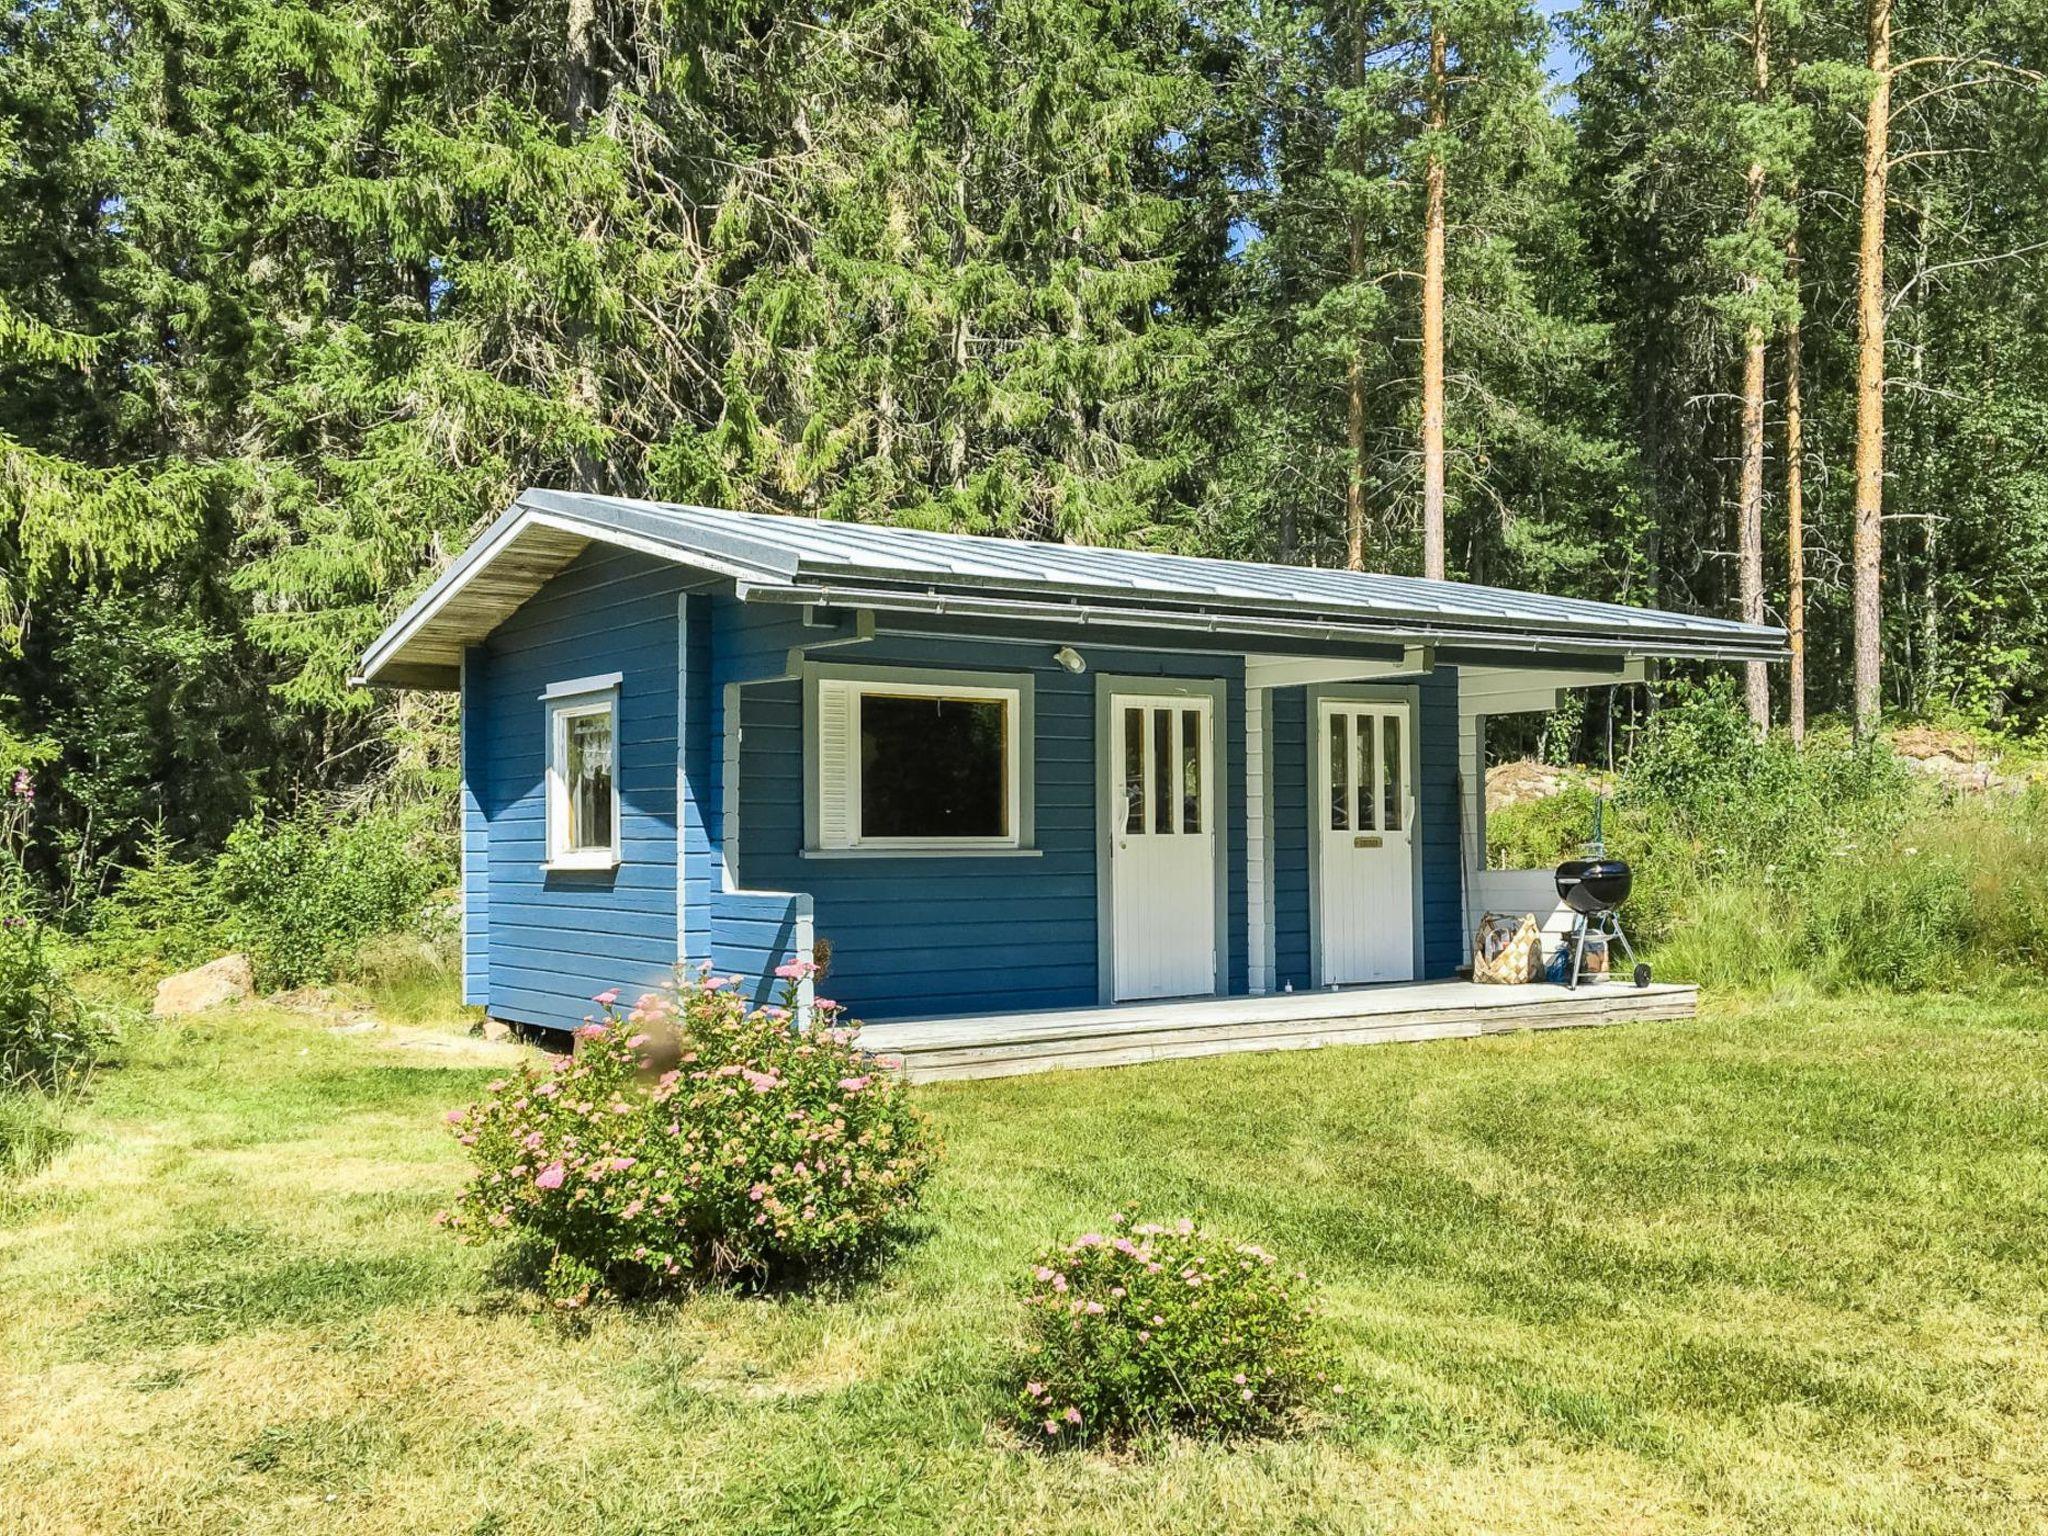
[1538,0,1583,94]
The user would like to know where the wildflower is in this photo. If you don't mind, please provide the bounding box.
[1063,1407,1081,1426]
[1083,1300,1104,1315]
[1025,1381,1047,1399]
[535,1163,566,1190]
[1043,1419,1059,1436]
[836,1075,871,1093]
[444,1108,465,1124]
[592,988,621,1007]
[773,958,818,980]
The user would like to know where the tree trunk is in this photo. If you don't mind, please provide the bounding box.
[1784,205,1807,745]
[1419,19,1448,581]
[1345,34,1369,572]
[1737,0,1770,732]
[565,0,605,494]
[1850,0,1890,739]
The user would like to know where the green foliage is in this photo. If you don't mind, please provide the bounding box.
[0,908,111,1089]
[443,975,938,1290]
[215,800,456,992]
[1011,1215,1334,1447]
[1491,684,2048,994]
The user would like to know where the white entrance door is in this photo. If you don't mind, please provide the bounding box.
[1111,695,1217,1000]
[1316,699,1416,984]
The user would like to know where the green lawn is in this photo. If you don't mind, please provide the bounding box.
[4,991,2046,1534]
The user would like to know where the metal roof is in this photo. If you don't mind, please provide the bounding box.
[358,487,1788,686]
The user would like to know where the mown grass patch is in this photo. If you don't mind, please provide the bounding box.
[3,993,2046,1533]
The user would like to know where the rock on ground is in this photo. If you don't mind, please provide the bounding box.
[153,954,255,1017]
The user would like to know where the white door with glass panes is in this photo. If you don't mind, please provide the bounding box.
[1316,700,1415,984]
[1111,696,1217,1000]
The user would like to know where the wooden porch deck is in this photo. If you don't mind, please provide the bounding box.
[854,978,1698,1083]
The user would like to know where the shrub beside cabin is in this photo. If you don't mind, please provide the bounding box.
[357,490,1784,1034]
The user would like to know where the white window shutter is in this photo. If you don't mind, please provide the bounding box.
[816,680,854,848]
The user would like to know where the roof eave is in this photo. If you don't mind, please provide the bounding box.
[733,577,1789,665]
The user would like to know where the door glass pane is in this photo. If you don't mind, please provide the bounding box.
[1123,707,1144,833]
[1382,713,1403,831]
[1153,708,1173,833]
[1181,709,1203,833]
[1356,712,1376,831]
[1328,713,1349,831]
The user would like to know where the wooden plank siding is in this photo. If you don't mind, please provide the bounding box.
[460,646,490,1007]
[462,551,1466,1032]
[469,546,688,1031]
[708,888,813,1012]
[712,599,1250,1021]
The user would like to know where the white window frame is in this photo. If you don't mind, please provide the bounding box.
[807,666,1034,855]
[540,673,622,871]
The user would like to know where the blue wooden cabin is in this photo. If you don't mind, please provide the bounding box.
[358,490,1783,1034]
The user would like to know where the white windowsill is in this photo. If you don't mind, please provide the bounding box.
[800,846,1043,860]
[542,852,622,873]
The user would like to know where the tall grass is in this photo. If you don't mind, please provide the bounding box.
[1488,684,2048,993]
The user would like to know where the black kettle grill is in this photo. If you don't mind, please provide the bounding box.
[1554,800,1651,990]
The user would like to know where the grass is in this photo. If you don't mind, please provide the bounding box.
[4,992,2047,1534]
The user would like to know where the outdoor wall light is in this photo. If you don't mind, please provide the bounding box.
[1052,646,1088,675]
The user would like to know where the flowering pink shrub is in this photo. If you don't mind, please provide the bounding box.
[441,966,937,1292]
[1011,1214,1336,1447]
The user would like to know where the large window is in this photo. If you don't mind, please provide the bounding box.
[809,670,1030,853]
[542,675,621,870]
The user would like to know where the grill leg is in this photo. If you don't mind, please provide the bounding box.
[1568,917,1587,990]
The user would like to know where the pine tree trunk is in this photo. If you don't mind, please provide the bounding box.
[1737,0,1770,732]
[1346,31,1368,572]
[565,0,604,495]
[1851,0,1891,739]
[1784,207,1807,745]
[1419,20,1448,581]
[943,13,974,494]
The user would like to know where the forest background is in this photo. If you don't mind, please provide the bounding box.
[3,0,2046,959]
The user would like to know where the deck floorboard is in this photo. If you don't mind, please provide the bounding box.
[854,979,1697,1081]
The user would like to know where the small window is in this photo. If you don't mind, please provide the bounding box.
[543,679,621,870]
[815,674,1024,850]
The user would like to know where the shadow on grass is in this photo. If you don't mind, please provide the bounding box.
[473,1208,942,1318]
[81,1219,459,1352]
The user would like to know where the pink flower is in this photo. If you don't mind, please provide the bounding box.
[836,1075,871,1093]
[741,1069,781,1093]
[444,1108,465,1124]
[535,1163,566,1190]
[1025,1381,1047,1398]
[1043,1419,1059,1436]
[773,959,818,980]
[1137,1330,1150,1342]
[1083,1301,1104,1315]
[592,988,621,1006]
[1063,1407,1081,1425]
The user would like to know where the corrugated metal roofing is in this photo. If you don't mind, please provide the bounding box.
[359,487,1787,685]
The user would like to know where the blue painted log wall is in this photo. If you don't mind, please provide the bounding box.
[468,545,685,1030]
[710,598,1249,1020]
[461,645,490,1007]
[462,555,1463,1030]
